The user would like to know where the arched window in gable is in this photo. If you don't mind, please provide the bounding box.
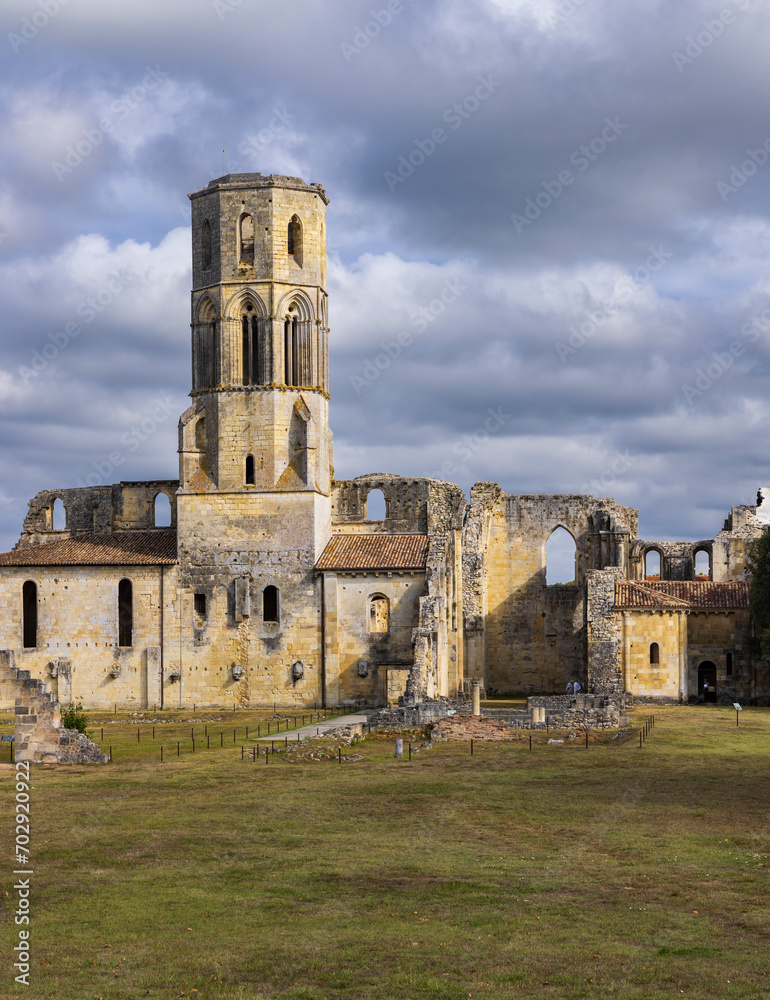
[694,548,711,581]
[366,489,387,520]
[245,455,255,485]
[545,527,576,585]
[288,215,303,266]
[154,492,172,527]
[239,213,254,265]
[52,497,66,531]
[645,549,662,581]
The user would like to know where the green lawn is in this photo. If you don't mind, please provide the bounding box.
[2,706,768,999]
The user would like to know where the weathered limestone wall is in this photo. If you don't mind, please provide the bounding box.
[586,569,625,697]
[620,610,683,699]
[180,389,332,497]
[190,173,328,294]
[464,488,636,695]
[687,611,752,704]
[320,571,424,706]
[18,482,178,546]
[174,487,331,707]
[0,565,176,711]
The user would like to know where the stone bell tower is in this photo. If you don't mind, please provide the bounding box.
[181,173,332,504]
[174,175,334,708]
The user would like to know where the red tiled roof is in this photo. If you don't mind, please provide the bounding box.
[0,532,177,567]
[316,534,429,571]
[615,580,748,610]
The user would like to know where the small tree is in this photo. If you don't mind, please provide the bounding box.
[748,528,770,658]
[61,701,89,735]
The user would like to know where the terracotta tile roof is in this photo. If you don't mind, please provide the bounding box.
[316,534,429,571]
[615,580,748,610]
[0,532,177,567]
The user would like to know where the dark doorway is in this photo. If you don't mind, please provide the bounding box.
[698,661,717,703]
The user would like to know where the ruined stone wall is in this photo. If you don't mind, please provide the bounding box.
[464,489,635,695]
[0,655,106,764]
[629,539,713,582]
[586,569,624,697]
[18,483,178,546]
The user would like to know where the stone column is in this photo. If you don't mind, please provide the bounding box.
[678,611,688,702]
[472,680,481,716]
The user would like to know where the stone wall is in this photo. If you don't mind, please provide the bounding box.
[18,482,178,546]
[0,654,106,764]
[586,568,624,696]
[463,489,635,695]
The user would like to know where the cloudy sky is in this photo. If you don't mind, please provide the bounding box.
[1,0,770,552]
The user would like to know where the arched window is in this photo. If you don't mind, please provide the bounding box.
[263,585,279,623]
[369,594,389,633]
[288,215,303,266]
[241,301,262,385]
[22,581,37,648]
[118,579,133,647]
[239,214,254,265]
[366,489,387,520]
[197,298,217,389]
[52,497,66,531]
[694,549,711,580]
[245,455,255,485]
[545,527,576,585]
[154,493,172,527]
[650,642,660,665]
[645,549,662,581]
[201,219,212,270]
[195,417,206,451]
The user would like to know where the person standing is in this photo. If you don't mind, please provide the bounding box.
[566,680,573,695]
[573,679,581,696]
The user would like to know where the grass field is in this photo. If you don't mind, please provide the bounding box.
[1,706,768,999]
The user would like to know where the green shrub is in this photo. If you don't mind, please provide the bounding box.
[61,701,89,735]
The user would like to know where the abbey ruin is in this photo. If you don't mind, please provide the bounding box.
[0,172,767,723]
